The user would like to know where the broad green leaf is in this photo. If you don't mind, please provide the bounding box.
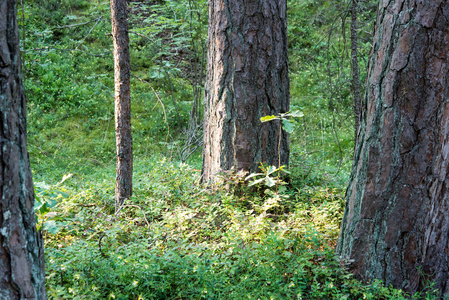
[35,181,51,190]
[47,198,58,208]
[282,119,295,133]
[44,221,61,234]
[39,203,50,215]
[58,191,70,198]
[34,197,42,209]
[260,115,278,122]
[289,110,304,118]
[266,166,277,175]
[265,177,276,187]
[245,173,263,181]
[248,178,266,187]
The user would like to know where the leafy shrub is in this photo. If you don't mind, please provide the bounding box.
[37,158,441,299]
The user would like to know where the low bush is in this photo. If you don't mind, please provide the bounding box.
[36,158,441,299]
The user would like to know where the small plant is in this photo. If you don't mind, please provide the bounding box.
[260,110,304,172]
[245,164,287,187]
[34,179,71,234]
[260,110,304,134]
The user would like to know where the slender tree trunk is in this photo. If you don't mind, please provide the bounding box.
[338,0,449,295]
[111,0,132,211]
[202,0,290,182]
[0,0,47,298]
[350,0,361,138]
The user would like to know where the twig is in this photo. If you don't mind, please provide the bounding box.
[19,0,26,72]
[129,30,153,42]
[179,121,203,162]
[131,74,167,123]
[114,204,151,228]
[131,74,170,144]
[76,17,102,49]
[278,119,282,169]
[98,233,109,258]
[325,7,349,165]
[22,46,107,57]
[55,16,103,29]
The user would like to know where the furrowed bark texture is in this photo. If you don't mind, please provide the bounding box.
[202,0,289,182]
[0,0,47,298]
[351,0,361,137]
[337,0,449,294]
[111,0,132,210]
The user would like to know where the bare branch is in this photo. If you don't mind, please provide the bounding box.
[22,46,108,57]
[76,17,103,49]
[131,74,170,143]
[114,204,151,229]
[178,120,203,162]
[55,16,103,29]
[129,30,153,42]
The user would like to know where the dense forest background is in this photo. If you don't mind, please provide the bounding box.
[20,0,441,298]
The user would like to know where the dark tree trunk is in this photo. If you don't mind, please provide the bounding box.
[350,0,361,138]
[111,0,132,211]
[202,0,289,182]
[0,0,47,298]
[338,0,449,295]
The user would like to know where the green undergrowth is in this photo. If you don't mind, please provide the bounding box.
[34,157,439,300]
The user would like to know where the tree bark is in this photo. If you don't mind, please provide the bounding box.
[111,0,132,211]
[337,0,449,295]
[350,0,361,138]
[0,0,47,298]
[202,0,289,182]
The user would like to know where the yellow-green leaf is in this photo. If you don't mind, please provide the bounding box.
[260,115,278,122]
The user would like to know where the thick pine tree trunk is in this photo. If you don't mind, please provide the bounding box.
[111,0,132,211]
[338,0,449,295]
[202,0,290,182]
[0,0,47,298]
